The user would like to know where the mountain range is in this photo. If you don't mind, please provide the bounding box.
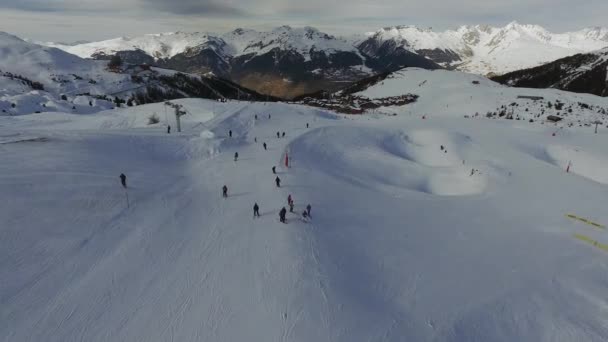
[43,22,608,98]
[0,32,269,115]
[492,47,608,97]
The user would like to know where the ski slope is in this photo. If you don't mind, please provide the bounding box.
[1,89,608,341]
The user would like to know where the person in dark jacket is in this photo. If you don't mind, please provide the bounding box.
[275,176,281,187]
[306,204,311,217]
[167,125,171,134]
[253,203,260,218]
[277,132,280,138]
[234,152,239,161]
[120,173,127,188]
[306,123,309,128]
[222,185,228,198]
[282,132,285,138]
[229,130,232,138]
[272,166,276,174]
[279,207,287,223]
[263,142,267,150]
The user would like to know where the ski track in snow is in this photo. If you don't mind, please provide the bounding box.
[1,90,608,341]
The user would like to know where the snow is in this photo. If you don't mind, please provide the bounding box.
[2,69,608,341]
[355,68,607,125]
[366,21,608,75]
[42,23,608,77]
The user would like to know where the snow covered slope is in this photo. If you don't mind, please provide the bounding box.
[48,27,362,62]
[0,32,271,115]
[2,80,608,341]
[493,47,608,97]
[350,68,608,125]
[362,22,608,75]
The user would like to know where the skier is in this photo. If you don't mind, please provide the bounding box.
[289,202,294,213]
[306,123,309,128]
[254,137,257,143]
[253,203,260,218]
[282,132,285,138]
[275,176,281,188]
[279,207,287,223]
[272,166,276,174]
[229,130,232,138]
[119,173,127,188]
[306,204,311,217]
[302,210,309,221]
[255,114,258,120]
[222,185,228,198]
[287,194,293,206]
[268,114,271,119]
[263,142,267,150]
[234,152,239,161]
[277,132,280,138]
[440,145,444,151]
[167,125,171,134]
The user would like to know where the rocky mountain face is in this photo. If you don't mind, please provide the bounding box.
[491,48,608,97]
[362,22,608,75]
[0,32,270,115]
[45,23,608,98]
[47,26,441,98]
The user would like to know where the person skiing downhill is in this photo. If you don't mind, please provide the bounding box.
[229,130,233,138]
[119,173,127,188]
[234,152,239,161]
[275,176,281,187]
[222,185,228,198]
[277,132,280,139]
[253,203,260,218]
[282,132,285,138]
[263,142,267,150]
[306,204,311,217]
[272,166,276,174]
[167,125,171,134]
[279,207,287,223]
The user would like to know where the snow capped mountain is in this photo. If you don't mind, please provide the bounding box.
[493,47,608,97]
[47,32,218,60]
[40,23,608,98]
[362,21,608,75]
[48,26,361,62]
[0,32,269,115]
[42,26,440,98]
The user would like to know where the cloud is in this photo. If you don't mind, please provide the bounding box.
[0,0,607,41]
[140,0,247,16]
[0,0,66,12]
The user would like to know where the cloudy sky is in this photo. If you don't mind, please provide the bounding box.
[1,0,607,42]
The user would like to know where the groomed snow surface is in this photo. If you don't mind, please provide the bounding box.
[2,91,608,340]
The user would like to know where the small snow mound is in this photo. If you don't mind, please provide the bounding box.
[384,129,470,167]
[293,126,491,197]
[200,130,215,139]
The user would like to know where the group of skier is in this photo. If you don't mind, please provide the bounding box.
[221,117,312,224]
[118,113,313,224]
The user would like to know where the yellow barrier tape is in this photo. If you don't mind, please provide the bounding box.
[566,214,605,229]
[573,234,608,253]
